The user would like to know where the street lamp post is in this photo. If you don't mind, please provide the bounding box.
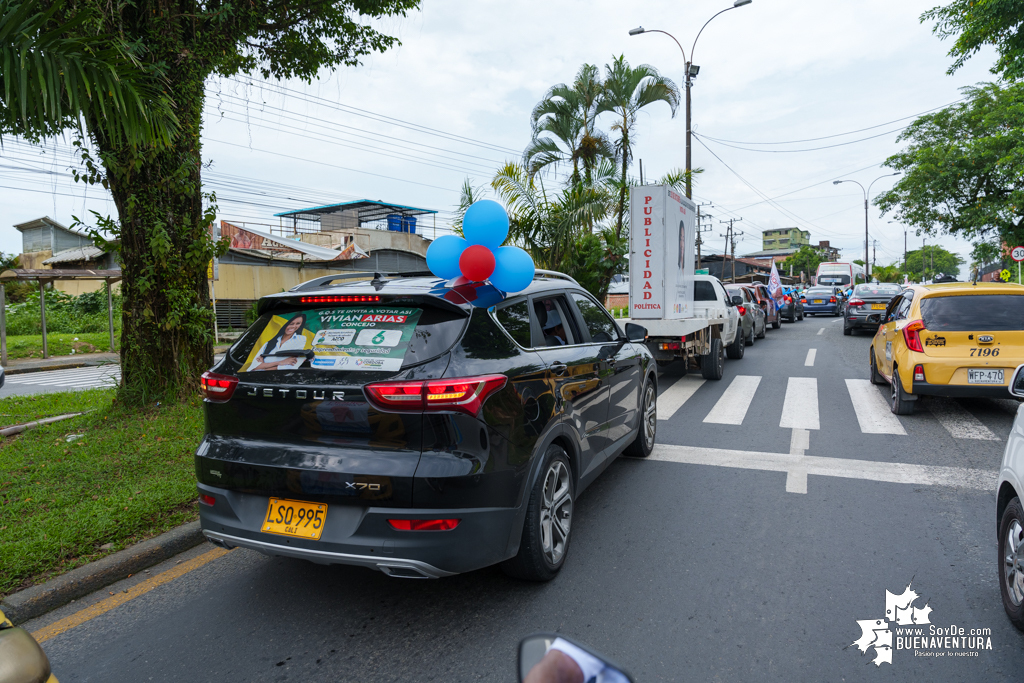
[629,0,752,200]
[833,173,900,281]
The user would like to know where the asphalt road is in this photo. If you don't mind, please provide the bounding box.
[24,316,1024,681]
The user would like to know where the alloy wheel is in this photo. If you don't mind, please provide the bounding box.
[540,460,572,566]
[1006,519,1024,606]
[642,383,657,449]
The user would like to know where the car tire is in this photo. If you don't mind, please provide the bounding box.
[701,337,725,380]
[869,349,885,385]
[756,320,766,339]
[797,309,803,321]
[890,365,915,415]
[625,379,656,458]
[788,310,796,323]
[501,445,574,581]
[843,319,852,336]
[745,325,755,346]
[998,496,1024,632]
[726,329,745,359]
[771,316,781,330]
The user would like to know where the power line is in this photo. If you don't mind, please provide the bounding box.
[694,127,906,154]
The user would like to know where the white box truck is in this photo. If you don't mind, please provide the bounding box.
[624,185,741,379]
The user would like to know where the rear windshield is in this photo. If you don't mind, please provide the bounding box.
[806,289,834,296]
[231,305,465,373]
[919,294,1024,332]
[855,285,902,297]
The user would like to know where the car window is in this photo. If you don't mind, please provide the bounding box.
[725,286,748,303]
[532,295,577,347]
[920,294,1024,331]
[694,280,717,301]
[713,281,731,303]
[896,295,913,320]
[571,293,620,343]
[493,299,532,348]
[856,284,902,297]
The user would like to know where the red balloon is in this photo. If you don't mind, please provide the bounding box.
[459,245,496,282]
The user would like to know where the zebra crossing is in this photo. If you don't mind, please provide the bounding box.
[3,365,120,390]
[657,372,1011,441]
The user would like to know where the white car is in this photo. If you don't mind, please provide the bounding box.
[997,364,1024,630]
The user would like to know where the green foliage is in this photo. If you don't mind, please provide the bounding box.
[562,230,628,303]
[971,239,1003,270]
[780,245,830,281]
[903,245,964,281]
[875,82,1024,249]
[4,332,117,358]
[923,0,1024,80]
[4,288,121,336]
[871,264,903,283]
[853,259,866,266]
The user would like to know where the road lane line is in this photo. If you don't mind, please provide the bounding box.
[703,375,761,425]
[642,443,995,491]
[817,328,825,336]
[845,379,907,435]
[780,377,819,430]
[927,397,999,440]
[786,429,809,494]
[804,349,817,367]
[657,376,705,421]
[32,547,231,643]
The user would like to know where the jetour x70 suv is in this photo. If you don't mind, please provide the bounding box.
[196,272,656,581]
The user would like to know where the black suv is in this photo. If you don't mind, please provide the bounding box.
[196,272,656,581]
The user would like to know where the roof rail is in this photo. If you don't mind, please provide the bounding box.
[290,270,435,292]
[534,269,579,285]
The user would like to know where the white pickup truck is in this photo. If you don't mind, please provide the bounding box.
[624,274,742,380]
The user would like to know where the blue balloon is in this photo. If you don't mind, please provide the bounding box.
[463,200,509,250]
[489,246,535,293]
[426,235,468,280]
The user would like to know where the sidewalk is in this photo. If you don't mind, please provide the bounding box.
[2,345,231,375]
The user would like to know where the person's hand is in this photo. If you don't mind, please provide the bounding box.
[283,357,300,367]
[254,355,264,364]
[524,649,584,683]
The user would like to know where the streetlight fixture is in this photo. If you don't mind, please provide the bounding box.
[628,0,753,199]
[833,172,900,280]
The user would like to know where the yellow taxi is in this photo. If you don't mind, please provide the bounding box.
[868,282,1024,414]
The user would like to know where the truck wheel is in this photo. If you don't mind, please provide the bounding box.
[701,338,725,380]
[726,330,744,359]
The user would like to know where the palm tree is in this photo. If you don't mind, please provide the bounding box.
[525,64,614,184]
[598,55,680,240]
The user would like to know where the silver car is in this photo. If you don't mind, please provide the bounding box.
[997,364,1024,630]
[725,285,766,346]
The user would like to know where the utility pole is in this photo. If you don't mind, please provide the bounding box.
[872,239,877,278]
[719,218,743,283]
[731,230,745,283]
[696,202,713,270]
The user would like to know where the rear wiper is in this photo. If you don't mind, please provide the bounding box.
[267,350,315,359]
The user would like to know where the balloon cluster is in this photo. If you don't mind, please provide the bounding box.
[426,200,535,293]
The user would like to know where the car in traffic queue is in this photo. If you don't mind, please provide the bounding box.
[726,284,766,345]
[868,282,1024,415]
[778,287,804,323]
[195,271,658,581]
[843,283,903,336]
[802,286,845,317]
[997,365,1024,632]
[746,282,781,330]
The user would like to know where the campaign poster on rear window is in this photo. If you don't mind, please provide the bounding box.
[241,307,422,372]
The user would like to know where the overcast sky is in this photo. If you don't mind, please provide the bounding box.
[0,0,998,275]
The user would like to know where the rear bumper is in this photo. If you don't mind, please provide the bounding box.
[845,311,884,328]
[197,483,520,577]
[911,380,1012,398]
[804,305,837,314]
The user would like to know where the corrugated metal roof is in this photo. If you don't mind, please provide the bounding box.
[274,199,437,220]
[42,245,106,265]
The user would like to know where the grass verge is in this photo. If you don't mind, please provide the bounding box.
[4,332,119,359]
[0,389,203,597]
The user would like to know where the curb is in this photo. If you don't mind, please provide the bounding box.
[0,521,206,624]
[5,362,94,375]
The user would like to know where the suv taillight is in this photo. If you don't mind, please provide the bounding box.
[902,319,926,353]
[365,375,507,416]
[737,305,746,316]
[200,371,238,403]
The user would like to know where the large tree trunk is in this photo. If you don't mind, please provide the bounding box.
[93,68,215,404]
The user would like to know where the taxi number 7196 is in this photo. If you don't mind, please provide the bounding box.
[969,347,1000,357]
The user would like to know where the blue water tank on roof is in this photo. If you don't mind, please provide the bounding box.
[403,216,417,234]
[386,214,403,231]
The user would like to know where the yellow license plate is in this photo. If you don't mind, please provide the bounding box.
[871,304,886,309]
[262,498,326,540]
[813,300,823,304]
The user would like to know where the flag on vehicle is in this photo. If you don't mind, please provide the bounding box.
[768,262,784,310]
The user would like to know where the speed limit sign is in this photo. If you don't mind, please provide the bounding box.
[1012,246,1024,262]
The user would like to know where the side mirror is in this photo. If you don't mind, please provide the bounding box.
[624,323,647,343]
[1010,364,1024,399]
[730,295,743,306]
[0,623,54,683]
[519,633,635,683]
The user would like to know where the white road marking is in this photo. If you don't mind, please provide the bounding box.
[645,443,995,492]
[780,377,819,430]
[5,366,120,390]
[657,376,705,421]
[817,328,825,336]
[787,428,810,494]
[927,398,999,440]
[804,349,817,367]
[703,375,761,425]
[845,379,907,435]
